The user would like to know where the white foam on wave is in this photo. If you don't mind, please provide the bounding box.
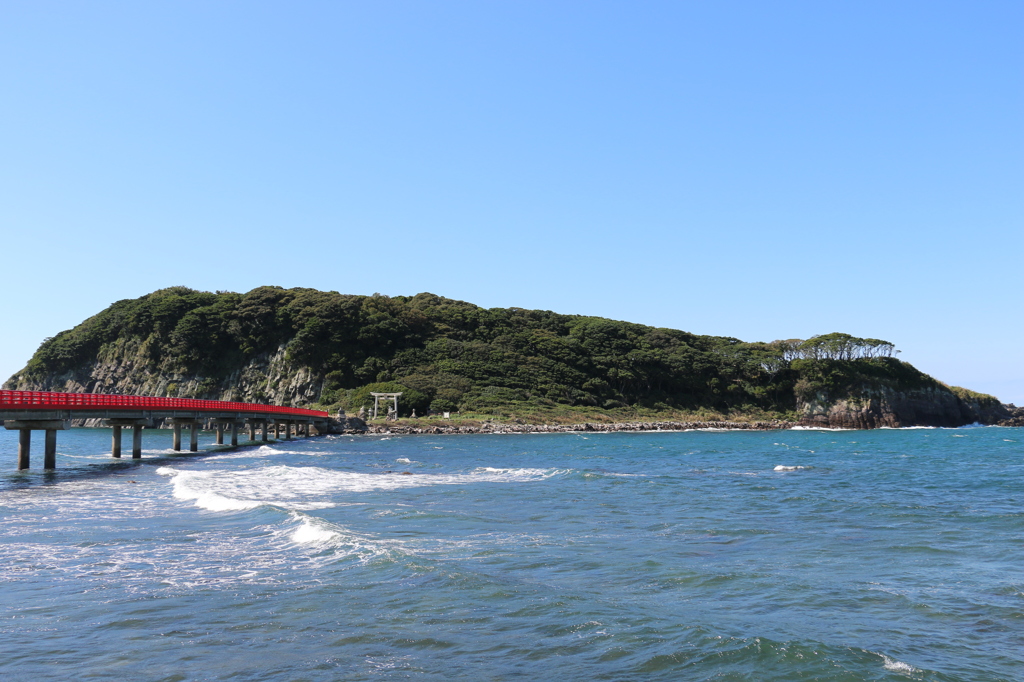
[582,471,643,479]
[473,467,567,481]
[882,655,918,673]
[157,466,336,512]
[790,426,854,431]
[290,516,340,545]
[280,513,410,563]
[157,464,565,512]
[191,491,263,511]
[251,444,313,456]
[3,506,408,591]
[212,445,323,461]
[774,465,812,472]
[396,457,414,464]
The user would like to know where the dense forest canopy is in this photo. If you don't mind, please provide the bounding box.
[12,286,956,417]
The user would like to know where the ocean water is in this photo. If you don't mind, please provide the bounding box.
[0,426,1021,681]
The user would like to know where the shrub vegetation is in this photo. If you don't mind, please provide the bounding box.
[11,287,994,419]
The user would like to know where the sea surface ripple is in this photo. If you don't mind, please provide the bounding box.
[1,426,1021,680]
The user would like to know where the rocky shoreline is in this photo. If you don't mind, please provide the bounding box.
[324,408,1024,435]
[360,419,796,435]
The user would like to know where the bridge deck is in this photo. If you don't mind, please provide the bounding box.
[0,390,327,418]
[1,390,331,469]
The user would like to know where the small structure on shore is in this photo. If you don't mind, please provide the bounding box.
[370,392,402,419]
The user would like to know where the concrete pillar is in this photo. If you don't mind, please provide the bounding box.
[273,422,279,439]
[132,425,143,458]
[18,429,30,470]
[248,421,256,441]
[111,425,122,459]
[261,420,268,442]
[173,423,182,451]
[44,429,57,469]
[215,423,224,445]
[285,421,293,441]
[6,420,70,470]
[231,422,239,447]
[190,423,199,452]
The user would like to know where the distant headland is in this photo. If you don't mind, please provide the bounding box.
[5,286,1020,429]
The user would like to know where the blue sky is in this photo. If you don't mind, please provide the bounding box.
[2,1,1021,403]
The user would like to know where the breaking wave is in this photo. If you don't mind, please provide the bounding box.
[157,465,566,512]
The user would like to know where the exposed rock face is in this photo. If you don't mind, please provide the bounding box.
[317,417,368,434]
[998,405,1024,427]
[5,344,324,407]
[797,386,1012,429]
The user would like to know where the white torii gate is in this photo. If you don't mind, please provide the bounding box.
[370,392,402,419]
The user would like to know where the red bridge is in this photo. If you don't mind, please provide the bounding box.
[1,390,331,470]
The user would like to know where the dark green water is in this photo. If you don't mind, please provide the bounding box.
[1,426,1021,680]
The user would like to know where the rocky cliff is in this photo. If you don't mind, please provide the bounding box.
[797,386,1013,428]
[7,339,325,407]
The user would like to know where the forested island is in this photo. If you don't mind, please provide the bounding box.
[5,286,1019,429]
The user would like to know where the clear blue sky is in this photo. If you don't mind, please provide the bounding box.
[2,1,1021,403]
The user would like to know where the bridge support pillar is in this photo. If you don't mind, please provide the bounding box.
[248,421,256,442]
[168,419,199,453]
[44,429,57,469]
[5,420,70,470]
[133,425,143,458]
[213,419,243,447]
[285,421,293,441]
[262,420,269,442]
[18,429,30,470]
[105,419,152,459]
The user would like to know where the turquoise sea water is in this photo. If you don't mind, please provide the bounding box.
[0,426,1021,681]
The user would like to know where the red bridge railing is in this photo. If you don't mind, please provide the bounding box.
[0,390,328,418]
